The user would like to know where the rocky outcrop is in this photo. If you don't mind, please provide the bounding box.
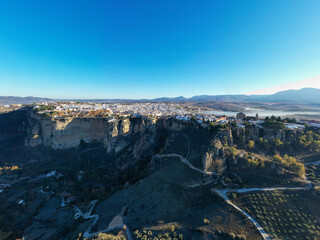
[25,112,107,149]
[156,117,186,132]
[202,140,227,174]
[215,129,233,145]
[232,127,300,144]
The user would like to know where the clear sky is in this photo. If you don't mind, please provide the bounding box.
[0,0,319,99]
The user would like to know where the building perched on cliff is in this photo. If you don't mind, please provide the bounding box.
[236,112,246,120]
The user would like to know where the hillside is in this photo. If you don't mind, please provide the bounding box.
[0,96,52,105]
[262,88,320,103]
[1,109,320,239]
[189,88,320,104]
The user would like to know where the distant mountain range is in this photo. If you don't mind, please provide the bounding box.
[155,88,320,104]
[0,96,52,105]
[258,88,320,103]
[1,88,320,105]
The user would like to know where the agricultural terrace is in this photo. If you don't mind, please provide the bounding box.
[229,190,320,240]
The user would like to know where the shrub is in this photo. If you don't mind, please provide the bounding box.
[247,140,255,149]
[271,154,305,176]
[203,218,210,224]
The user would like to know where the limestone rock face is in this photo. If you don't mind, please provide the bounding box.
[215,129,233,145]
[232,127,297,145]
[202,140,227,174]
[156,117,186,132]
[25,112,107,149]
[25,112,156,151]
[120,119,131,135]
[263,129,286,142]
[27,134,42,147]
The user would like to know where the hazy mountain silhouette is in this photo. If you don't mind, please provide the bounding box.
[1,88,320,105]
[0,96,53,105]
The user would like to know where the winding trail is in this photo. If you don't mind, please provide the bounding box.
[70,200,132,240]
[39,186,54,195]
[153,153,218,176]
[214,190,271,240]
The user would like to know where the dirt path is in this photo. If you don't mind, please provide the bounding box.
[214,190,270,240]
[75,201,132,240]
[153,153,218,176]
[108,206,126,228]
[59,198,132,240]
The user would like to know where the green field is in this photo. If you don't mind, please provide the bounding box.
[236,172,296,187]
[230,190,320,240]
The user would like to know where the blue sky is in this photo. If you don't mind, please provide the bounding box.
[0,0,319,99]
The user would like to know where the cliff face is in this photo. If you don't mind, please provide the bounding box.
[25,113,188,149]
[25,112,157,152]
[232,127,300,144]
[25,112,304,151]
[202,139,227,174]
[24,112,304,175]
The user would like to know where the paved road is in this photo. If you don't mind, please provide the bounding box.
[214,181,312,199]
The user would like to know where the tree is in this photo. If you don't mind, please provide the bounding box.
[229,146,238,158]
[247,140,255,149]
[248,158,259,168]
[203,218,210,224]
[272,138,283,149]
[271,154,305,176]
[312,140,320,152]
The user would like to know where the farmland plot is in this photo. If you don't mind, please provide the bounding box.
[230,190,320,240]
